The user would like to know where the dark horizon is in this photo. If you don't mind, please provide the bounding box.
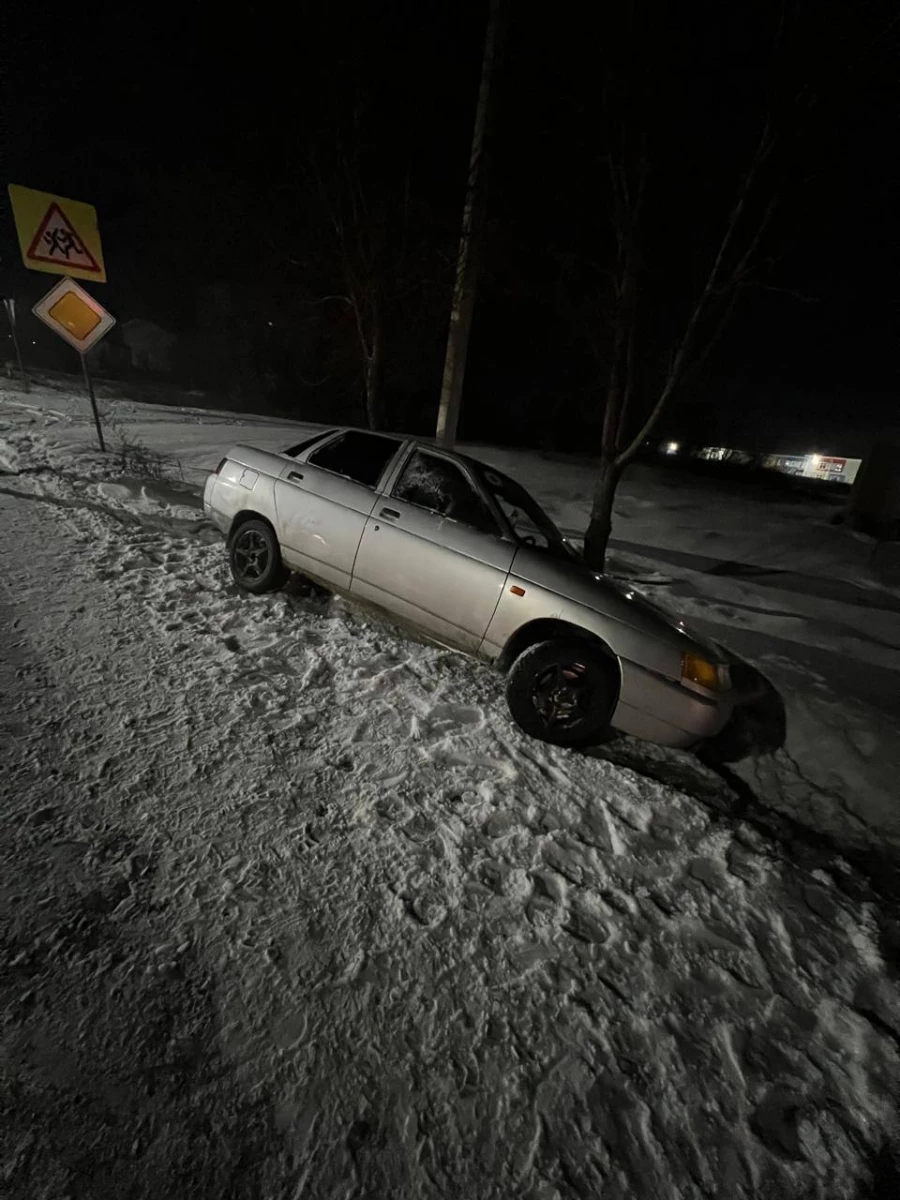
[2,0,898,451]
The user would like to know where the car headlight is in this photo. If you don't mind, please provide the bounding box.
[682,652,728,692]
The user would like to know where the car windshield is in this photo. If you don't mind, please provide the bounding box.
[479,466,577,560]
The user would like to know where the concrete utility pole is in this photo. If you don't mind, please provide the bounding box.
[435,0,504,447]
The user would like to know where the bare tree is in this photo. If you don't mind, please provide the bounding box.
[582,122,779,567]
[290,125,455,432]
[580,0,900,569]
[305,139,399,431]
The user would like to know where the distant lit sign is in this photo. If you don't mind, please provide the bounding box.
[768,454,806,476]
[33,277,115,354]
[8,184,107,283]
[812,455,846,477]
[765,451,860,485]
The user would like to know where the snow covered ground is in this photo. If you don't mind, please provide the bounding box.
[3,379,899,859]
[2,380,900,1198]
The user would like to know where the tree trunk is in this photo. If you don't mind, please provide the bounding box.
[583,456,621,570]
[584,318,629,570]
[363,315,385,430]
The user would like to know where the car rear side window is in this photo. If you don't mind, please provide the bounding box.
[393,450,499,534]
[307,431,401,488]
[285,431,331,457]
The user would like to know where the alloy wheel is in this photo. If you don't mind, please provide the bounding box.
[530,660,594,731]
[232,528,270,582]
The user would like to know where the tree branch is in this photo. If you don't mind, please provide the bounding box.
[295,294,354,308]
[614,122,778,468]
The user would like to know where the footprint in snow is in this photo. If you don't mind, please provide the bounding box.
[426,702,484,731]
[352,652,400,678]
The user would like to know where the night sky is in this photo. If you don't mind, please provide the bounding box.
[2,1,898,452]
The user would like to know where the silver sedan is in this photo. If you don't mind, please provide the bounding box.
[204,427,737,750]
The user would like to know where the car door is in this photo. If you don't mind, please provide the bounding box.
[351,447,516,651]
[274,430,404,590]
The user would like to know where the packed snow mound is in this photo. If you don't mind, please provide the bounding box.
[0,436,24,474]
[94,478,201,522]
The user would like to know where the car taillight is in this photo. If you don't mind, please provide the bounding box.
[214,458,227,475]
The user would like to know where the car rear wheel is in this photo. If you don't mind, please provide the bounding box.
[505,639,618,747]
[229,519,289,594]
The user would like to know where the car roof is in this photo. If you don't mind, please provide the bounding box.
[321,425,491,475]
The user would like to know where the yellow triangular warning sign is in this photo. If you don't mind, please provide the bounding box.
[8,184,106,282]
[26,203,102,274]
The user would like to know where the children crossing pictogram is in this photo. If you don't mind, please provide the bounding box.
[25,203,102,274]
[7,184,107,283]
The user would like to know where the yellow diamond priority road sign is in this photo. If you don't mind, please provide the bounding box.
[8,184,107,283]
[33,277,116,354]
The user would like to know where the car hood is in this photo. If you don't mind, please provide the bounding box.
[510,546,724,661]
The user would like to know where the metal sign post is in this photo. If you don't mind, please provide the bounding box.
[32,277,116,453]
[2,298,28,392]
[80,353,105,453]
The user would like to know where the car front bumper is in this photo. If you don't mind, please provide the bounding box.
[611,656,735,749]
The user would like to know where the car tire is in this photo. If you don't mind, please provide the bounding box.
[229,519,289,594]
[505,639,618,748]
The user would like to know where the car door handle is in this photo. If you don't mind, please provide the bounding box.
[379,507,400,520]
[287,471,304,483]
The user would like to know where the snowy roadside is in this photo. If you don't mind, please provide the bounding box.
[611,546,900,867]
[3,387,900,1196]
[2,384,899,864]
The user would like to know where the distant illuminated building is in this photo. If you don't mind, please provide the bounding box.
[693,446,862,483]
[763,452,861,484]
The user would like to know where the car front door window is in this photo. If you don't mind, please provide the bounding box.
[393,450,498,535]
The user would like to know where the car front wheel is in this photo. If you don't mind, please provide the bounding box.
[229,519,289,594]
[505,639,618,748]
